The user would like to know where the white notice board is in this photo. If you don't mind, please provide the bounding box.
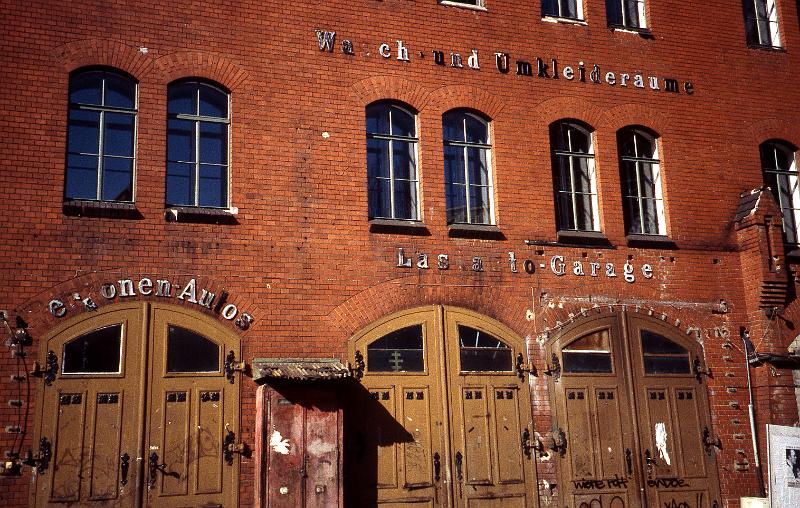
[767,424,800,508]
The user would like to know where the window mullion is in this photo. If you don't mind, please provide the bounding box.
[463,144,471,223]
[194,119,201,206]
[97,110,105,200]
[635,160,646,234]
[388,138,396,219]
[568,155,578,228]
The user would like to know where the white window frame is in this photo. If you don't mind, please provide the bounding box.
[366,102,420,222]
[442,111,495,226]
[552,122,600,232]
[439,0,487,11]
[620,129,666,236]
[762,141,800,246]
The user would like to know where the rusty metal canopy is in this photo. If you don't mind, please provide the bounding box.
[252,358,351,383]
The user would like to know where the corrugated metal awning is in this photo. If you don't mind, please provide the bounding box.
[252,358,351,383]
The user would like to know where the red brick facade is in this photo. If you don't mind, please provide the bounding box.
[2,1,800,507]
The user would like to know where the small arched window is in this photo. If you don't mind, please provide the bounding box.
[166,80,230,208]
[618,127,665,236]
[551,120,599,232]
[458,325,512,372]
[761,140,800,246]
[562,328,613,374]
[443,110,493,225]
[366,325,424,372]
[65,68,137,202]
[366,102,419,221]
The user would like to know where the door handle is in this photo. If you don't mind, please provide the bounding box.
[455,451,463,481]
[433,452,441,482]
[120,453,130,486]
[148,451,166,489]
[625,448,632,476]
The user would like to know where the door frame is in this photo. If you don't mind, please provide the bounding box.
[30,302,242,508]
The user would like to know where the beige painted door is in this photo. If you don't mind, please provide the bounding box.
[33,303,240,508]
[549,312,720,508]
[349,306,538,508]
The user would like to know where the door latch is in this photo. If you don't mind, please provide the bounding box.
[433,452,441,482]
[148,452,166,489]
[625,448,633,476]
[644,448,655,478]
[224,351,246,384]
[350,350,365,380]
[120,453,130,485]
[223,429,249,465]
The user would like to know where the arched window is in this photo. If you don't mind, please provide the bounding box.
[443,110,493,225]
[619,127,665,236]
[166,80,230,208]
[761,140,800,246]
[366,102,419,221]
[65,68,137,202]
[551,120,599,232]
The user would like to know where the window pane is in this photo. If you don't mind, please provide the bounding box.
[63,325,122,374]
[168,82,196,115]
[168,119,194,162]
[576,192,595,230]
[465,115,488,144]
[447,183,467,223]
[390,107,415,138]
[69,71,103,105]
[643,356,691,374]
[394,179,417,220]
[563,352,613,373]
[569,127,591,154]
[467,147,489,186]
[392,141,416,181]
[442,112,463,142]
[641,331,687,354]
[199,85,228,118]
[458,325,512,372]
[104,113,135,157]
[166,161,193,205]
[367,325,424,372]
[623,0,640,27]
[444,146,466,185]
[199,164,227,207]
[104,73,136,109]
[102,157,133,201]
[368,177,391,219]
[166,325,220,373]
[468,185,491,224]
[557,193,575,230]
[606,0,623,25]
[367,138,390,179]
[65,154,99,200]
[366,103,389,135]
[67,108,101,155]
[199,122,227,165]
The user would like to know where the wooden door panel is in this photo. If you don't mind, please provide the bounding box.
[492,387,524,484]
[642,387,679,478]
[196,388,224,494]
[564,387,595,478]
[465,495,526,508]
[594,387,626,478]
[401,386,434,489]
[88,391,124,500]
[50,391,87,502]
[460,386,492,485]
[371,386,400,489]
[160,390,190,496]
[674,388,706,479]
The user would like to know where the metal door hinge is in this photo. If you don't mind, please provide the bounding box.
[224,351,247,384]
[693,356,712,382]
[516,353,537,379]
[702,426,722,455]
[30,351,58,385]
[544,353,561,382]
[550,427,567,457]
[22,437,51,474]
[350,350,365,380]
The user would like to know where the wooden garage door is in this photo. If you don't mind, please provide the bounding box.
[548,312,720,508]
[347,306,539,508]
[33,303,241,508]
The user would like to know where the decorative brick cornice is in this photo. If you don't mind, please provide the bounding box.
[425,84,504,119]
[350,75,431,111]
[54,38,153,79]
[154,51,249,91]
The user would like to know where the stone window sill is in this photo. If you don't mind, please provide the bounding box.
[626,234,677,249]
[166,206,239,224]
[557,230,613,248]
[448,223,504,240]
[63,199,141,219]
[369,219,430,236]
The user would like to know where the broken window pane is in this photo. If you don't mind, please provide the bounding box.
[459,325,512,372]
[562,329,613,373]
